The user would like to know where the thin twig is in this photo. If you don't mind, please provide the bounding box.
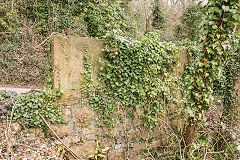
[203,145,209,160]
[217,130,237,159]
[8,95,16,133]
[0,32,23,34]
[40,32,58,45]
[158,119,183,160]
[38,113,85,160]
[146,134,156,160]
[208,151,225,154]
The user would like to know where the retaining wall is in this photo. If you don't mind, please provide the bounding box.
[50,35,189,159]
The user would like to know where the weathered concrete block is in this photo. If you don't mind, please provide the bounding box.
[51,36,104,105]
[28,128,45,137]
[57,90,82,106]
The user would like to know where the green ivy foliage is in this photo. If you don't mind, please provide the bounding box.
[181,40,210,116]
[183,0,240,118]
[214,31,240,115]
[0,2,20,43]
[90,31,181,128]
[0,88,63,128]
[1,0,135,85]
[175,4,204,41]
[81,0,135,38]
[181,1,240,158]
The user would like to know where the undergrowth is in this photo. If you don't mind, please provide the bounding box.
[0,87,63,128]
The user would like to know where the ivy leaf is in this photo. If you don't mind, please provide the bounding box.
[222,5,229,11]
[198,1,203,6]
[233,22,239,26]
[212,25,217,29]
[232,14,238,20]
[223,18,228,22]
[102,147,111,153]
[229,9,237,14]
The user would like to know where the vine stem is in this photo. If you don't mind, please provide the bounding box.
[38,113,85,160]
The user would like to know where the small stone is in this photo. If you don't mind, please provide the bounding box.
[136,108,144,115]
[237,145,240,151]
[149,140,161,149]
[129,155,142,160]
[231,132,237,140]
[128,129,140,142]
[81,127,97,140]
[69,141,96,159]
[133,118,142,127]
[72,107,94,128]
[28,128,44,137]
[50,123,73,138]
[115,144,122,150]
[10,91,18,97]
[100,138,114,149]
[62,108,71,122]
[111,126,120,137]
[108,148,124,160]
[0,103,8,116]
[11,123,21,133]
[62,136,81,145]
[134,143,146,153]
[102,128,110,135]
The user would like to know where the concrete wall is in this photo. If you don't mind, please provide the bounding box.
[52,36,104,92]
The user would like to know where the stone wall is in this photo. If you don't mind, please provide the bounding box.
[51,36,189,159]
[52,105,173,160]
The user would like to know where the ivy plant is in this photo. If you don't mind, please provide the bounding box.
[89,31,181,128]
[0,87,63,128]
[182,0,240,148]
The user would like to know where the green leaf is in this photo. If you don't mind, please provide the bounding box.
[87,154,94,158]
[102,147,111,153]
[232,14,238,20]
[223,18,228,22]
[98,154,105,157]
[233,22,239,26]
[229,9,237,14]
[222,5,229,11]
[212,25,218,29]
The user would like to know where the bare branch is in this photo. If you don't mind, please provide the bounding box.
[38,113,86,160]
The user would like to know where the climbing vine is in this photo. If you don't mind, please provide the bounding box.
[89,31,181,128]
[182,0,240,152]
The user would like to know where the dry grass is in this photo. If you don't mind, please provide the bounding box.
[0,114,62,159]
[0,19,51,87]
